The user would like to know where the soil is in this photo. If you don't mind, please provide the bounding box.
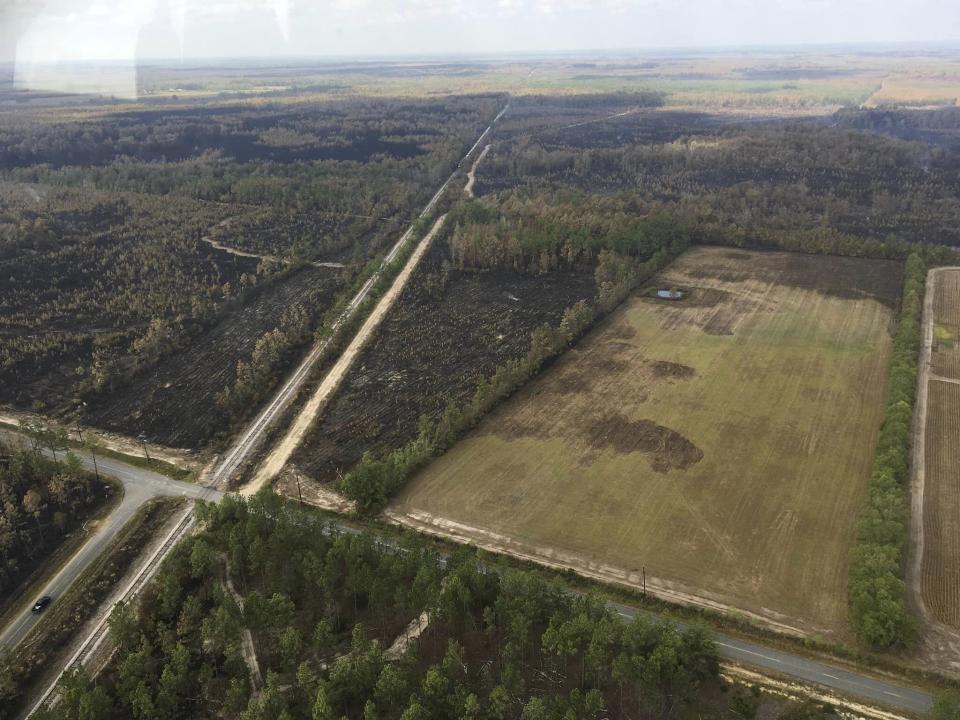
[245,214,449,494]
[291,234,597,483]
[584,413,704,473]
[85,266,342,449]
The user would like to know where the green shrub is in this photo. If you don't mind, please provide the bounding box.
[847,251,925,648]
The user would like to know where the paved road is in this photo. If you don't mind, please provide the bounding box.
[0,431,223,649]
[246,213,449,493]
[608,601,933,715]
[28,104,514,716]
[17,97,937,716]
[312,518,937,715]
[326,517,933,714]
[11,437,934,716]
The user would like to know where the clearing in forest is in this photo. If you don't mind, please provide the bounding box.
[920,268,960,630]
[392,246,902,637]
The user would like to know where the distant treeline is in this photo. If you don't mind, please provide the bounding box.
[448,189,959,273]
[478,119,960,247]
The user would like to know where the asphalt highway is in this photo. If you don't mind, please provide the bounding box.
[607,601,934,715]
[3,432,935,717]
[7,96,941,716]
[0,432,222,649]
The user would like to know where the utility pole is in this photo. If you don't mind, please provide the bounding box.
[138,433,152,467]
[295,472,304,506]
[75,423,100,482]
[642,566,646,597]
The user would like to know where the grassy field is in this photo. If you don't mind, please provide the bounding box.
[393,246,901,637]
[115,52,959,112]
[922,269,960,629]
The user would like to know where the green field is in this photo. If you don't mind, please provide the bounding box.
[392,247,902,637]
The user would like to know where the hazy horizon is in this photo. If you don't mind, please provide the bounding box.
[8,39,960,68]
[3,0,960,65]
[4,0,960,98]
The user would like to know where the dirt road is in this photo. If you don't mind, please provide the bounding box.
[243,213,447,495]
[464,143,490,198]
[909,266,960,668]
[21,451,935,718]
[207,104,509,490]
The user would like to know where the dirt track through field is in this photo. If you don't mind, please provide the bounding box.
[464,143,490,198]
[242,214,447,496]
[911,266,960,670]
[219,554,263,692]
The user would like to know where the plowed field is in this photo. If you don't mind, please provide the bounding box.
[921,268,960,629]
[393,247,901,637]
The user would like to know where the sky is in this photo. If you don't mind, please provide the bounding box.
[2,0,960,66]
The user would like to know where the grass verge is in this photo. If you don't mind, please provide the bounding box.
[0,420,193,483]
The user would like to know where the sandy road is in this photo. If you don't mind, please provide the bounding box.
[909,266,960,652]
[230,103,510,494]
[243,213,447,495]
[209,104,508,490]
[24,103,511,717]
[19,444,934,718]
[464,143,490,198]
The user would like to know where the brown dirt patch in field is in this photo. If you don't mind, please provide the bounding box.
[584,412,703,472]
[547,354,631,395]
[690,287,731,308]
[721,250,755,262]
[702,309,737,336]
[397,246,902,640]
[648,360,695,380]
[608,323,637,341]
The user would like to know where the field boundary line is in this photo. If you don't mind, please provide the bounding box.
[909,266,960,642]
[929,373,960,386]
[384,508,811,638]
